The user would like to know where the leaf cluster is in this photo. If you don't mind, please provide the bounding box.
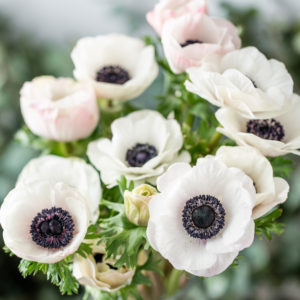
[15,125,99,158]
[18,258,79,295]
[99,199,148,269]
[255,209,285,240]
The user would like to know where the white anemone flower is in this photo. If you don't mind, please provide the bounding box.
[71,34,159,101]
[20,76,99,142]
[185,47,294,118]
[147,157,256,277]
[87,110,191,187]
[216,146,289,219]
[216,95,300,157]
[0,181,89,263]
[16,155,102,224]
[73,240,134,292]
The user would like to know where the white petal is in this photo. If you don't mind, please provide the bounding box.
[156,162,192,192]
[253,177,289,219]
[17,155,101,224]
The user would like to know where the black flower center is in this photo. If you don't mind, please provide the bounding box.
[182,195,225,240]
[30,207,74,249]
[246,119,285,141]
[181,39,203,47]
[192,205,215,229]
[96,65,130,84]
[126,143,158,167]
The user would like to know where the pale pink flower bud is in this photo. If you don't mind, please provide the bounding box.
[146,0,208,36]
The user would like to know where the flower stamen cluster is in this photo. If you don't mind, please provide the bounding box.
[182,195,225,239]
[30,207,74,249]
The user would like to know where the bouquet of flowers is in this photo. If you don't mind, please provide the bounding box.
[0,0,298,299]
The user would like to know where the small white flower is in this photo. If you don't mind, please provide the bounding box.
[16,155,102,224]
[185,47,294,118]
[20,76,99,142]
[216,146,289,219]
[216,95,300,157]
[73,240,134,292]
[71,34,159,101]
[147,157,255,277]
[162,12,241,74]
[0,181,89,263]
[87,110,191,187]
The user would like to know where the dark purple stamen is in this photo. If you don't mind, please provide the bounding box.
[94,253,104,263]
[126,143,157,167]
[180,39,203,47]
[93,253,118,270]
[246,119,285,141]
[107,263,118,270]
[182,195,225,240]
[96,65,130,84]
[30,207,74,249]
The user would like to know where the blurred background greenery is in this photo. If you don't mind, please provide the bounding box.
[0,1,300,299]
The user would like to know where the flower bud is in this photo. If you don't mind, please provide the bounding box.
[124,184,157,226]
[73,240,134,292]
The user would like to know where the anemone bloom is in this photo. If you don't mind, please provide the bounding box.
[71,34,158,101]
[73,241,134,292]
[87,110,190,187]
[20,76,99,142]
[0,181,89,263]
[216,95,300,157]
[185,47,294,119]
[147,157,256,277]
[162,12,241,74]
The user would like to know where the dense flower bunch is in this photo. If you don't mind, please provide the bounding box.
[0,0,298,299]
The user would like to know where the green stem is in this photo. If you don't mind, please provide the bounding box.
[166,269,184,296]
[208,131,222,154]
[186,113,195,128]
[57,142,69,157]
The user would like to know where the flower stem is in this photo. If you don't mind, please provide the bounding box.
[186,113,195,128]
[166,269,185,296]
[208,131,222,154]
[57,142,69,157]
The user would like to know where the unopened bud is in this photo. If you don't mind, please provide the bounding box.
[124,184,157,226]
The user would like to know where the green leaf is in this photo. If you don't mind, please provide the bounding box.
[117,175,134,195]
[3,245,14,256]
[100,188,148,268]
[18,259,79,295]
[255,209,285,240]
[269,156,294,179]
[100,212,147,269]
